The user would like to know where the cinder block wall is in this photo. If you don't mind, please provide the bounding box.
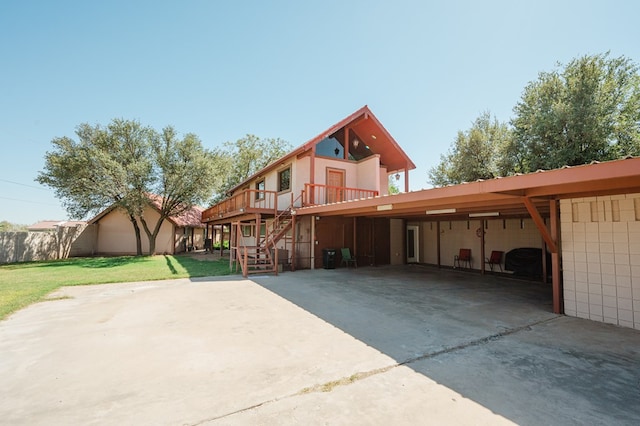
[561,194,640,330]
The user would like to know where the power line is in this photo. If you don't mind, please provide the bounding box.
[0,196,61,207]
[0,178,52,191]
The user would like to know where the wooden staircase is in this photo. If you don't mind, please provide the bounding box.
[234,206,294,278]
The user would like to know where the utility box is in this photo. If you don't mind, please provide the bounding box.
[322,248,337,269]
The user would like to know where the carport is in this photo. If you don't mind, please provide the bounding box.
[297,157,640,319]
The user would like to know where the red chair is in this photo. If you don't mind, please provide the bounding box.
[454,249,472,269]
[486,250,503,272]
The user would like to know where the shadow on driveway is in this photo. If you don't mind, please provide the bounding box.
[250,265,640,425]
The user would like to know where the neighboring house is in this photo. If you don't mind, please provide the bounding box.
[204,105,640,331]
[90,197,205,255]
[27,220,86,232]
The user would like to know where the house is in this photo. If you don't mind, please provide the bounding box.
[27,220,87,232]
[90,196,205,255]
[203,106,640,331]
[202,105,415,273]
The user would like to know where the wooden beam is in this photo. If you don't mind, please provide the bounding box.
[522,197,557,253]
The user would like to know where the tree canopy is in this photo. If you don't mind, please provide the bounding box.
[37,119,220,255]
[428,112,512,186]
[429,53,640,186]
[210,134,292,201]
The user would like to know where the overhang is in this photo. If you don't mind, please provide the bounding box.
[296,157,640,220]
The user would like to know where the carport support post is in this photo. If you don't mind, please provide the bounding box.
[436,221,441,267]
[550,199,563,314]
[480,219,486,275]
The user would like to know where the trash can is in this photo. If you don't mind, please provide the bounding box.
[322,248,337,269]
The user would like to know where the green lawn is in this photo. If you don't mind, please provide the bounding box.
[0,255,232,320]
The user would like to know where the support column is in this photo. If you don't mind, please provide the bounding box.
[310,216,316,270]
[344,127,350,160]
[436,221,441,267]
[404,167,409,193]
[550,199,563,314]
[480,219,486,275]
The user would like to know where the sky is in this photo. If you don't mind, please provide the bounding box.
[1,0,639,225]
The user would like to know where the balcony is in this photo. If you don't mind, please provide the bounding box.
[303,183,378,206]
[202,189,278,222]
[202,184,380,223]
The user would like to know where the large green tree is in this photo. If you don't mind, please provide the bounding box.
[428,111,512,186]
[139,126,220,255]
[37,119,220,255]
[37,119,154,254]
[211,134,292,200]
[508,53,640,172]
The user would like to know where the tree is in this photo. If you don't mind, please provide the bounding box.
[38,119,220,255]
[508,53,640,173]
[37,119,154,255]
[138,127,221,255]
[211,134,292,200]
[388,176,400,194]
[0,221,27,232]
[428,112,512,186]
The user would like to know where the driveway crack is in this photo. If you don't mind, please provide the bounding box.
[190,315,562,424]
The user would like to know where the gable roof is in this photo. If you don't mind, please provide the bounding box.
[89,196,204,228]
[230,105,416,192]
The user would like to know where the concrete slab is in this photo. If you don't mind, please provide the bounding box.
[1,265,639,425]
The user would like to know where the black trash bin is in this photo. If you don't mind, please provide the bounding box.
[322,248,337,269]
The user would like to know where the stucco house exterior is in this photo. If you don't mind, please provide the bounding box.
[203,106,640,331]
[90,197,205,255]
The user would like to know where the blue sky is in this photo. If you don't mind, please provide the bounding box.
[1,0,638,225]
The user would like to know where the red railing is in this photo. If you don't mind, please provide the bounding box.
[202,189,277,222]
[303,183,378,206]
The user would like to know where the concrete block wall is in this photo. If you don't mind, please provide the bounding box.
[561,194,640,330]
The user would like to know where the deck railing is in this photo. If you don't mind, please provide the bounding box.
[203,184,380,222]
[303,183,378,206]
[202,189,277,222]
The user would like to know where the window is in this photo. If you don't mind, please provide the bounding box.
[242,225,254,237]
[255,179,265,200]
[278,167,291,192]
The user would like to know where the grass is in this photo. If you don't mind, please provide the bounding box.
[0,255,232,321]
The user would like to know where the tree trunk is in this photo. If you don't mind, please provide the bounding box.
[140,216,166,255]
[128,214,143,256]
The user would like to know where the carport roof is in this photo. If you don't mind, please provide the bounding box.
[296,156,640,220]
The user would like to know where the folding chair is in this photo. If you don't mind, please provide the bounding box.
[340,248,357,268]
[454,248,472,269]
[486,250,503,272]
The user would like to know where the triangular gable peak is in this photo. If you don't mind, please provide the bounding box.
[230,105,415,193]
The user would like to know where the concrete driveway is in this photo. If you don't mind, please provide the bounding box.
[1,265,639,425]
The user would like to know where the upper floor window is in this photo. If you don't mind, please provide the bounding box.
[278,167,291,192]
[255,179,265,200]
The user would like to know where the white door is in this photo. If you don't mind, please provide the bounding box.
[407,225,419,263]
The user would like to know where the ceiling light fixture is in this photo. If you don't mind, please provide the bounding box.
[468,212,500,217]
[426,208,456,215]
[371,134,377,139]
[353,138,360,149]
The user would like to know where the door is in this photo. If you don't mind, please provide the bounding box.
[326,168,345,203]
[407,225,419,263]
